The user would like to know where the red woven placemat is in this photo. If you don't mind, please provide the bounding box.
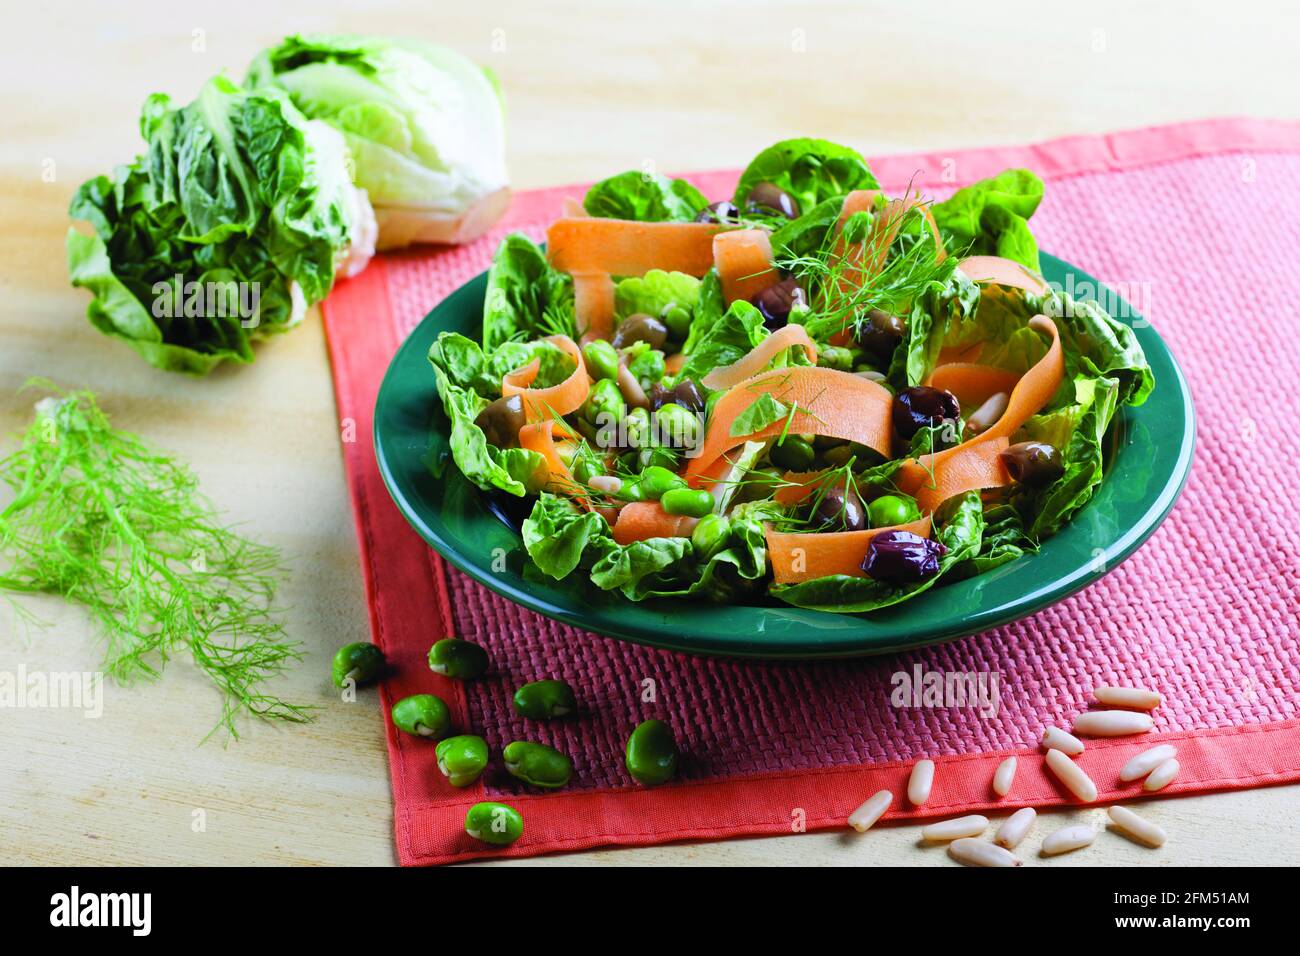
[322,119,1300,865]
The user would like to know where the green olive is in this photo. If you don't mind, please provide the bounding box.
[769,434,816,471]
[465,801,523,846]
[572,453,607,484]
[391,694,450,739]
[427,637,489,680]
[581,339,620,381]
[473,394,527,449]
[690,513,731,559]
[513,679,577,719]
[735,466,784,503]
[638,465,688,500]
[331,642,385,688]
[999,441,1065,486]
[867,493,921,528]
[502,741,573,788]
[435,735,489,787]
[660,487,713,518]
[625,719,679,786]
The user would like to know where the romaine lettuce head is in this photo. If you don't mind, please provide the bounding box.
[247,34,509,248]
[67,76,368,374]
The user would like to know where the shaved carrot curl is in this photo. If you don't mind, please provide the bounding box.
[700,325,818,391]
[502,334,590,422]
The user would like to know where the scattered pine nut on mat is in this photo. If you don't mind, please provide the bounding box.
[1144,758,1181,792]
[921,815,989,841]
[1093,685,1162,710]
[1044,748,1098,802]
[1041,726,1085,754]
[949,838,1021,867]
[995,807,1037,849]
[1108,806,1168,848]
[1041,824,1096,856]
[992,756,1017,796]
[1119,744,1178,782]
[847,790,893,833]
[908,759,935,806]
[1072,710,1154,737]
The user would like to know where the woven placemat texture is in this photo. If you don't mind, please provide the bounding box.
[322,120,1300,863]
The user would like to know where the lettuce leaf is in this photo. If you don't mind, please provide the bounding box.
[770,492,984,612]
[931,169,1044,270]
[582,171,707,221]
[481,233,574,351]
[672,300,767,386]
[67,76,363,374]
[734,139,879,218]
[614,270,700,322]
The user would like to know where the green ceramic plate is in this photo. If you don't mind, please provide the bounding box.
[375,253,1194,659]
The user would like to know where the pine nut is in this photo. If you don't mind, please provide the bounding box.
[1143,757,1180,792]
[1045,748,1098,802]
[1119,744,1178,782]
[1041,824,1095,856]
[964,392,1010,436]
[993,756,1017,796]
[587,474,622,495]
[1041,726,1085,755]
[949,837,1021,867]
[1108,805,1167,848]
[847,790,893,832]
[1093,685,1162,710]
[1072,710,1154,737]
[994,807,1037,848]
[908,759,935,806]
[921,814,989,841]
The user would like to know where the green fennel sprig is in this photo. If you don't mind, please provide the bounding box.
[0,382,311,740]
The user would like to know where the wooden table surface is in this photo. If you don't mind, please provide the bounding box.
[2,0,1297,867]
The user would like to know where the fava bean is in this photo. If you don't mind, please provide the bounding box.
[625,718,679,786]
[391,694,450,739]
[427,638,489,680]
[331,642,385,688]
[513,679,577,719]
[769,434,815,471]
[638,465,687,500]
[502,741,573,788]
[690,513,731,558]
[660,487,712,518]
[581,339,620,381]
[465,801,523,845]
[435,735,489,787]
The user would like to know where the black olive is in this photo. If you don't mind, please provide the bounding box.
[753,277,807,330]
[861,530,947,584]
[695,200,741,224]
[612,313,669,350]
[810,482,867,532]
[892,386,961,439]
[855,308,906,361]
[646,378,705,414]
[474,394,527,449]
[999,441,1065,486]
[745,182,800,219]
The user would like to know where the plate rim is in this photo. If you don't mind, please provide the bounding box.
[373,252,1196,659]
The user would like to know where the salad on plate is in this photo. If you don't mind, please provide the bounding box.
[427,138,1153,614]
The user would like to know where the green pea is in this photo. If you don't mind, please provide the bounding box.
[502,741,573,788]
[331,642,384,688]
[816,345,855,371]
[581,339,620,381]
[769,434,815,471]
[513,679,577,719]
[638,464,687,500]
[660,487,713,518]
[391,694,450,739]
[625,719,678,786]
[435,735,489,787]
[690,513,730,559]
[662,305,692,340]
[867,493,921,528]
[582,377,625,428]
[427,637,489,680]
[465,801,523,846]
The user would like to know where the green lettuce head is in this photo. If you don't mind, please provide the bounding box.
[247,34,510,248]
[67,75,373,374]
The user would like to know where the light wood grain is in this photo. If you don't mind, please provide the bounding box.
[1,0,1297,867]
